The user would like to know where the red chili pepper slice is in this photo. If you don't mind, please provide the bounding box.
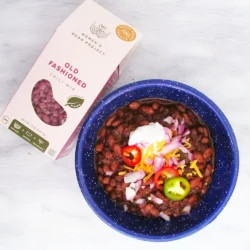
[121,145,142,167]
[154,166,180,190]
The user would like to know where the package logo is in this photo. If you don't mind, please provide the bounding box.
[90,22,110,38]
[116,25,136,42]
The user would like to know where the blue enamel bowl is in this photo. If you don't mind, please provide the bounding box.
[75,79,239,241]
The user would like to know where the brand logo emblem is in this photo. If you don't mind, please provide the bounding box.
[116,25,136,42]
[90,22,110,38]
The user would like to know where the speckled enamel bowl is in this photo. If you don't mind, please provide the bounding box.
[75,79,239,241]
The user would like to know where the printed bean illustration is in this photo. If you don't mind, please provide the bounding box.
[31,79,67,126]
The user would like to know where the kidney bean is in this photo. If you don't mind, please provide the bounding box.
[201,137,209,144]
[190,177,202,189]
[187,194,198,205]
[110,192,116,200]
[172,111,181,120]
[190,128,198,138]
[113,144,121,156]
[141,106,155,115]
[139,120,150,126]
[151,207,160,217]
[183,113,192,125]
[144,204,154,214]
[110,160,119,171]
[144,177,154,185]
[106,116,116,126]
[152,102,160,110]
[177,104,186,112]
[123,127,131,137]
[112,129,122,142]
[107,134,115,147]
[155,191,169,202]
[204,164,214,177]
[115,175,124,182]
[197,163,205,169]
[35,107,41,114]
[204,176,212,185]
[203,148,214,161]
[117,124,124,133]
[102,158,111,166]
[110,161,119,172]
[124,112,133,122]
[121,182,129,190]
[110,178,117,187]
[104,151,113,159]
[97,167,103,175]
[116,109,124,117]
[43,110,51,115]
[98,175,103,183]
[194,151,204,163]
[105,185,113,192]
[198,127,203,134]
[102,177,110,185]
[95,143,104,152]
[203,128,209,137]
[38,103,46,109]
[53,103,60,109]
[201,186,208,194]
[42,114,50,124]
[40,91,46,98]
[112,119,122,127]
[103,165,110,173]
[98,127,106,139]
[129,101,140,110]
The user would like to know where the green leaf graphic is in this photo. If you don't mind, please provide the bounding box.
[65,97,84,109]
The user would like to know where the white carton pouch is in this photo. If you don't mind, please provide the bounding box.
[0,0,141,159]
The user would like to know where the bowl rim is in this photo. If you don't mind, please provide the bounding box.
[75,79,239,241]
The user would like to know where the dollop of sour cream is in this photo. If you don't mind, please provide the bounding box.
[128,122,165,146]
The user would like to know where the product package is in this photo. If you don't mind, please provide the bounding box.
[0,0,141,159]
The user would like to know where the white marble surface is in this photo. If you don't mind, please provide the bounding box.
[0,0,250,249]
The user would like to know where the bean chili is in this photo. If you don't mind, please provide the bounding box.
[94,99,214,219]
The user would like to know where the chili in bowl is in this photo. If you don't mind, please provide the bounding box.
[75,79,239,241]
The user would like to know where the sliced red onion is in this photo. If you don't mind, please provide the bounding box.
[124,170,145,183]
[159,212,170,221]
[183,129,190,136]
[123,204,128,212]
[125,187,136,200]
[105,171,113,176]
[179,146,193,160]
[171,156,178,165]
[181,118,185,125]
[161,141,181,155]
[178,124,185,135]
[168,158,173,166]
[182,136,186,143]
[133,180,142,192]
[164,116,173,124]
[153,156,165,173]
[177,159,186,167]
[145,157,153,165]
[141,186,145,189]
[135,198,145,205]
[153,197,163,204]
[164,135,171,143]
[182,205,191,214]
[150,183,155,189]
[172,136,181,143]
[171,119,179,131]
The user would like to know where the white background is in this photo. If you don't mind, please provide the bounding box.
[0,0,249,249]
